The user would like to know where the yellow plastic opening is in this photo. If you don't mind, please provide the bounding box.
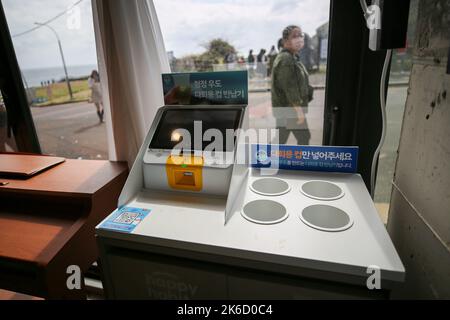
[166,155,203,191]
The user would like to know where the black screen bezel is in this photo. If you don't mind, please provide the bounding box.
[149,107,244,152]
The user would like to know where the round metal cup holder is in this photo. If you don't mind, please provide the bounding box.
[299,204,353,232]
[300,180,344,201]
[250,177,291,196]
[241,199,288,225]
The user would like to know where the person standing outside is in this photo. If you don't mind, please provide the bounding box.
[271,25,313,145]
[247,49,255,64]
[267,45,278,77]
[224,51,237,70]
[256,49,267,78]
[247,49,255,78]
[88,70,104,123]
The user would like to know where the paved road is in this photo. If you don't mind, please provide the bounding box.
[248,88,324,145]
[31,101,108,160]
[30,86,407,205]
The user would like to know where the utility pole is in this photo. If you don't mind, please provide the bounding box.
[35,22,73,100]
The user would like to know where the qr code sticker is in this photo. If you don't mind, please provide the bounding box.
[113,211,139,224]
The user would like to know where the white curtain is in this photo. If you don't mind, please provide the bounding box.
[92,0,170,166]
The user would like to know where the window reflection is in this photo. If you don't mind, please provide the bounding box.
[155,0,330,146]
[0,90,18,152]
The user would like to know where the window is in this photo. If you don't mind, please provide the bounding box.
[0,89,18,152]
[2,0,108,159]
[154,0,330,146]
[373,0,418,223]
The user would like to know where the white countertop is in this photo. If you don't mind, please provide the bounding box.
[96,169,405,286]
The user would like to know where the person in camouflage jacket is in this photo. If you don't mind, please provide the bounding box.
[271,25,313,145]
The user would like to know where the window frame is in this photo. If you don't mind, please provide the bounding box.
[0,2,41,154]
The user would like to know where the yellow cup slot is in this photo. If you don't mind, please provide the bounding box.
[175,171,195,186]
[166,155,203,191]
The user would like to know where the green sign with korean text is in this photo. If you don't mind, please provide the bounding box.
[162,70,248,105]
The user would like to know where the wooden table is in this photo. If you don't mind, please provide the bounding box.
[0,289,42,300]
[0,158,128,299]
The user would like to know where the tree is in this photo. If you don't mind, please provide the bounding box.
[202,38,237,63]
[173,38,237,72]
[197,38,237,71]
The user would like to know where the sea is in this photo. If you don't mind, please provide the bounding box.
[21,64,98,88]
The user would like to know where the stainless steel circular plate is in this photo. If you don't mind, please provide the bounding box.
[299,204,353,232]
[250,178,291,196]
[241,199,288,225]
[300,180,344,201]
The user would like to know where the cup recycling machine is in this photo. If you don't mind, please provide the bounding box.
[95,103,404,299]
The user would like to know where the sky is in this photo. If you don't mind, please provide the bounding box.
[154,0,330,58]
[2,0,330,69]
[3,0,97,70]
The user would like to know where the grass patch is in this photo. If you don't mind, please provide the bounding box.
[33,80,91,107]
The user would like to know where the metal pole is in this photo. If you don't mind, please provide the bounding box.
[35,22,73,100]
[56,38,73,100]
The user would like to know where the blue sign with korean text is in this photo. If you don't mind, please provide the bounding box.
[251,144,359,173]
[98,206,151,233]
[162,71,248,105]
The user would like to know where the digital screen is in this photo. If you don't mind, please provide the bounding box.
[149,108,243,152]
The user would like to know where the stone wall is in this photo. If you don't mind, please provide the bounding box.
[387,0,450,299]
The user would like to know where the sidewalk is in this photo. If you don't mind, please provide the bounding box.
[31,101,108,160]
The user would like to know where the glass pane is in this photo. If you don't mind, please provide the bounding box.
[2,0,108,159]
[0,89,18,152]
[374,0,418,223]
[155,0,330,146]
